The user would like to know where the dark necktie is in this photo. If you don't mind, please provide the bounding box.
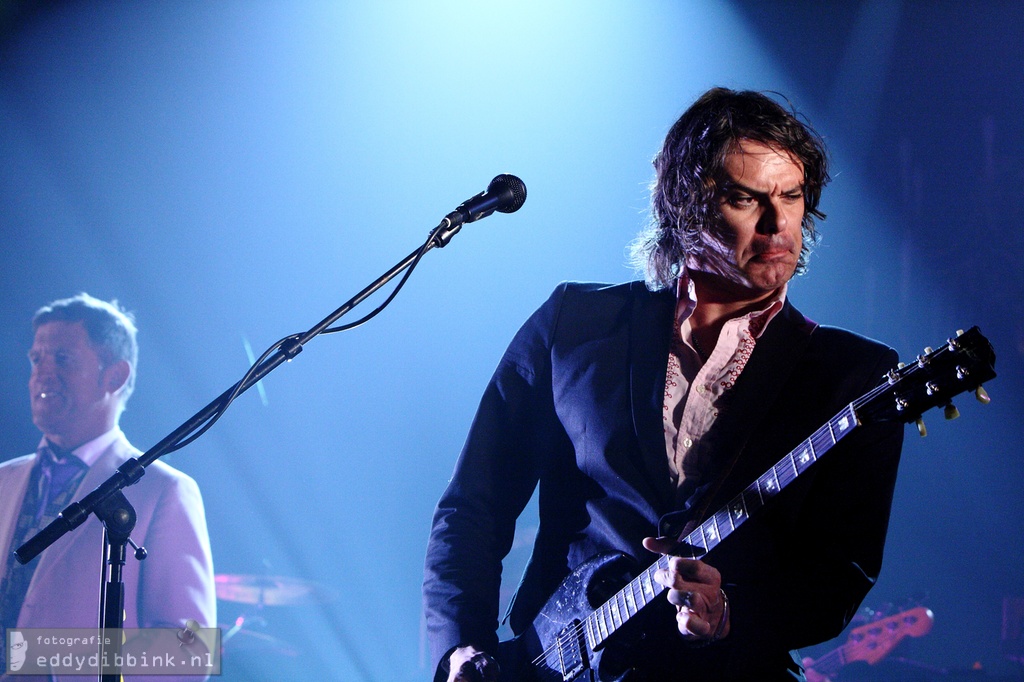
[33,444,88,526]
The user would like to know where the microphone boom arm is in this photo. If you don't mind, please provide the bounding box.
[15,175,525,564]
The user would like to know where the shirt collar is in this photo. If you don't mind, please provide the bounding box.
[38,426,122,469]
[674,269,788,339]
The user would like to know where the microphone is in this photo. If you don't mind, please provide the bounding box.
[443,174,527,229]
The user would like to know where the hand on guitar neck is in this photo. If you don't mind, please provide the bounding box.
[801,607,934,682]
[643,536,731,642]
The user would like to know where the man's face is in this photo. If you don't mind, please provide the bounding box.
[28,321,122,449]
[694,139,806,296]
[9,631,27,671]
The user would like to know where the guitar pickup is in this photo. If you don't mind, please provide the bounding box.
[554,620,588,681]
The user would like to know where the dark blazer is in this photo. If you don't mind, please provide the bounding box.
[423,281,904,680]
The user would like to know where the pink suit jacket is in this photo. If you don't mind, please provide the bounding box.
[0,432,215,659]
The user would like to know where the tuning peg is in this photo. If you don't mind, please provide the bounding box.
[915,418,927,437]
[975,385,991,404]
[944,402,960,420]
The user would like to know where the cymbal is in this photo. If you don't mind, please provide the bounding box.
[220,615,301,656]
[215,574,335,606]
[220,622,300,657]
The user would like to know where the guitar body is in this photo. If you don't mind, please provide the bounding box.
[498,552,643,682]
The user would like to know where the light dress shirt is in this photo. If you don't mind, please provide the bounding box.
[38,426,124,468]
[662,272,787,492]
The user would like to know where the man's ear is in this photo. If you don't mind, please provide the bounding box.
[103,360,131,395]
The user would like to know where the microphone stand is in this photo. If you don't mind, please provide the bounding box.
[14,216,470,680]
[94,490,141,682]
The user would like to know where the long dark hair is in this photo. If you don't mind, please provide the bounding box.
[631,88,830,290]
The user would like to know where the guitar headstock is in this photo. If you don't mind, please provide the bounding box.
[845,606,935,666]
[855,327,996,432]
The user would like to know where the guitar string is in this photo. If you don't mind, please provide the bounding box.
[528,556,673,668]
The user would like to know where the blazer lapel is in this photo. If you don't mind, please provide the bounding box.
[628,283,678,512]
[698,300,817,511]
[0,456,35,562]
[28,438,133,595]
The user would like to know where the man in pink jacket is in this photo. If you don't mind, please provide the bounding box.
[0,293,215,680]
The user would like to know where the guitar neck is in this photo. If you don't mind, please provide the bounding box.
[585,402,861,650]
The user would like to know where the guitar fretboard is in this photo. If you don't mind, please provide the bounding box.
[583,403,860,650]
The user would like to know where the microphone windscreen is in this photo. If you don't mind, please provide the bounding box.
[490,174,527,214]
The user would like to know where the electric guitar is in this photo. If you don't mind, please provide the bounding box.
[803,606,935,682]
[497,327,995,681]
